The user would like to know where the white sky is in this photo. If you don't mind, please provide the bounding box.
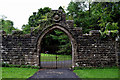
[0,0,71,30]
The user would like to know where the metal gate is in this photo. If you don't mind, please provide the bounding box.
[40,53,72,69]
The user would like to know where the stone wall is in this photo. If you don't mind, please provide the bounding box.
[1,10,119,68]
[1,30,41,66]
[1,29,119,68]
[76,33,118,67]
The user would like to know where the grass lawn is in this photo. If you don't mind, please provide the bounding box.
[2,67,38,79]
[1,67,120,79]
[73,68,120,79]
[0,67,2,80]
[41,53,72,62]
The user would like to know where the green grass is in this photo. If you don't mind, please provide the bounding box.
[73,68,120,78]
[0,67,2,80]
[40,53,72,62]
[1,67,120,79]
[2,67,38,78]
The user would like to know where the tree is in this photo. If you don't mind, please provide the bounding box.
[0,15,16,34]
[67,1,120,39]
[22,7,51,34]
[41,29,71,55]
[91,2,120,39]
[67,1,96,33]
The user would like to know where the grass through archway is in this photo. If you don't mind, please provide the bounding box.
[40,53,72,62]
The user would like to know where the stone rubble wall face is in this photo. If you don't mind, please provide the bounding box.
[1,29,119,67]
[2,35,37,65]
[1,10,119,67]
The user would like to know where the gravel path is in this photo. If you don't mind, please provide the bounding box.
[27,69,81,80]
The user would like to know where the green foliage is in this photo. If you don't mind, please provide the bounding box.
[22,7,51,34]
[99,22,119,39]
[41,30,71,55]
[67,1,120,37]
[56,31,71,54]
[0,17,17,34]
[22,24,31,34]
[67,1,99,33]
[92,2,120,39]
[106,22,119,30]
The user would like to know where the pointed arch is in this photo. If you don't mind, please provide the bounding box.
[36,24,77,68]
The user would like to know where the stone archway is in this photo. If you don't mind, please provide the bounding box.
[1,10,118,68]
[37,24,77,68]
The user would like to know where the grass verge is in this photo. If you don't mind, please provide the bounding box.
[2,67,38,79]
[73,67,120,78]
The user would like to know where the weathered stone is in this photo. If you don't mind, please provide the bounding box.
[1,10,120,68]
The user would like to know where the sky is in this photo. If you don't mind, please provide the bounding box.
[0,0,72,30]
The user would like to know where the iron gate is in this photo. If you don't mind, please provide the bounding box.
[40,53,72,69]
